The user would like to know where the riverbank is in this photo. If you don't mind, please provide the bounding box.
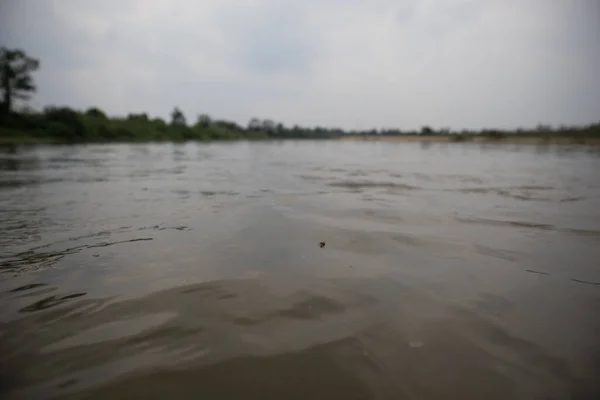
[340,135,600,145]
[2,130,600,146]
[0,128,63,144]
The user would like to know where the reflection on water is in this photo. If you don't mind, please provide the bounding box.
[1,141,599,399]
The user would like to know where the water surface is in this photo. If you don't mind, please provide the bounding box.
[1,141,599,399]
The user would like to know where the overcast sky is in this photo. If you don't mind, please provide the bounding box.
[1,0,599,130]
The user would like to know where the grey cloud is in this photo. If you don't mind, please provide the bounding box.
[215,3,321,76]
[1,0,599,129]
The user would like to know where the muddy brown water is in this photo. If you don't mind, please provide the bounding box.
[1,141,599,399]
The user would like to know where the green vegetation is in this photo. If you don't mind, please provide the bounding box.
[1,47,600,144]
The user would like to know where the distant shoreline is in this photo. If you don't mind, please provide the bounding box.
[2,133,600,146]
[339,135,600,145]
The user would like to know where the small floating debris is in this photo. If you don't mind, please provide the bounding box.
[319,241,326,248]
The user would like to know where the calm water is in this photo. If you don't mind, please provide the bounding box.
[1,141,599,399]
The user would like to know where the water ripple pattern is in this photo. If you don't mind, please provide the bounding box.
[1,141,599,399]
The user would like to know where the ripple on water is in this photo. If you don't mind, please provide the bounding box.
[327,181,419,190]
[3,274,590,399]
[1,142,599,399]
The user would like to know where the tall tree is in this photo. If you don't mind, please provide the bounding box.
[0,47,39,114]
[170,107,186,125]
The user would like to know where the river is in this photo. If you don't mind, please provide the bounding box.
[1,141,599,399]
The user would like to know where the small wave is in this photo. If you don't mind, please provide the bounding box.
[1,252,69,274]
[138,225,189,232]
[391,233,424,247]
[47,157,90,164]
[454,188,496,194]
[525,269,549,276]
[570,278,600,286]
[8,283,48,293]
[474,245,519,262]
[453,186,554,201]
[274,296,346,320]
[456,217,554,230]
[75,176,110,183]
[496,190,552,202]
[458,217,600,241]
[347,171,370,177]
[87,238,153,249]
[444,174,486,184]
[517,185,553,190]
[559,197,585,203]
[0,177,64,189]
[297,175,326,181]
[328,181,418,190]
[2,237,155,274]
[563,228,600,237]
[200,190,239,197]
[19,292,87,313]
[412,173,435,182]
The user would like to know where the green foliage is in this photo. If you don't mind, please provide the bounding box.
[86,107,108,119]
[1,105,599,144]
[196,114,211,128]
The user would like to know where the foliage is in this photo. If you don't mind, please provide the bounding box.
[1,104,599,144]
[0,47,39,114]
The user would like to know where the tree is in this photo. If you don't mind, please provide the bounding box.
[43,106,85,141]
[85,107,108,119]
[0,47,39,114]
[420,125,434,136]
[170,107,186,126]
[196,113,211,128]
[248,118,261,131]
[261,119,276,133]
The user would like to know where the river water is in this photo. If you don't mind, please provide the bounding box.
[0,141,599,399]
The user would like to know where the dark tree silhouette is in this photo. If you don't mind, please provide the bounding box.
[196,114,211,128]
[0,47,39,114]
[170,107,186,126]
[248,118,261,131]
[420,125,434,136]
[85,107,108,119]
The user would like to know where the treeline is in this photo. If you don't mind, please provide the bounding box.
[1,106,600,144]
[376,123,600,142]
[342,124,600,141]
[0,106,349,142]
